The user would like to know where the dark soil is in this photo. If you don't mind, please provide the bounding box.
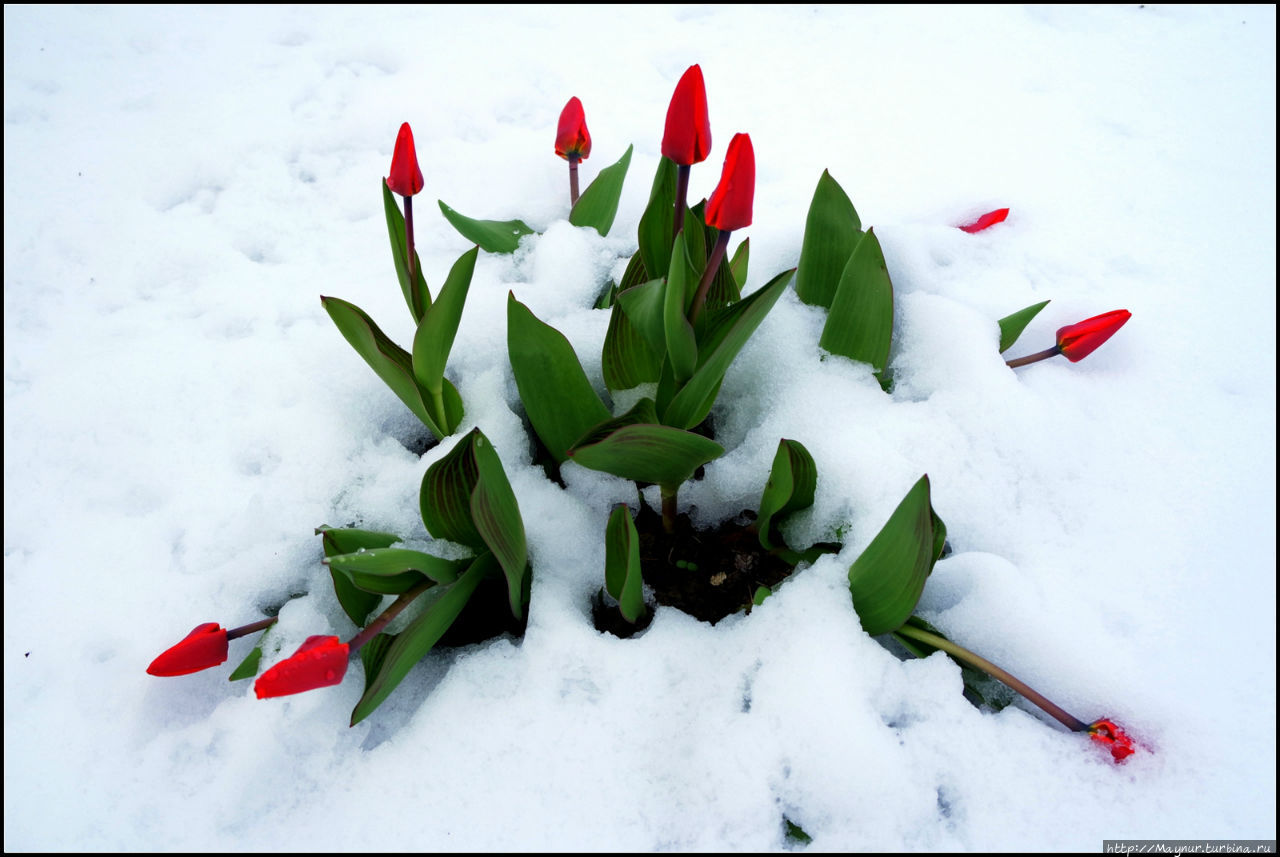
[593,502,799,635]
[436,572,527,647]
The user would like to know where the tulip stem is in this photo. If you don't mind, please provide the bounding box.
[568,154,581,206]
[1006,345,1061,368]
[894,623,1089,732]
[689,230,731,326]
[226,616,278,641]
[346,578,436,654]
[404,196,417,313]
[673,164,691,239]
[660,485,678,535]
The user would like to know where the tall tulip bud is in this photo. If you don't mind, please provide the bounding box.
[386,122,424,197]
[1056,310,1132,362]
[555,97,592,161]
[254,635,350,699]
[705,133,755,233]
[147,622,229,677]
[662,65,711,166]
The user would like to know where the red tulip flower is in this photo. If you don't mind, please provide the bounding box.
[1056,310,1132,362]
[1088,718,1137,763]
[147,622,228,677]
[555,96,592,161]
[705,132,755,233]
[958,208,1009,233]
[662,65,711,166]
[254,635,350,699]
[385,122,424,198]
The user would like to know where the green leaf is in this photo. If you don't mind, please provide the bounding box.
[996,299,1050,353]
[350,552,494,726]
[819,227,894,378]
[507,293,611,462]
[569,144,633,236]
[320,296,445,440]
[420,430,484,548]
[756,439,818,551]
[383,180,432,322]
[661,268,793,430]
[729,238,750,290]
[317,524,399,624]
[357,632,395,700]
[795,169,863,308]
[569,422,724,489]
[615,277,668,358]
[637,156,678,279]
[752,585,772,606]
[784,817,813,846]
[470,431,529,620]
[412,246,478,399]
[604,505,647,624]
[602,300,663,392]
[327,547,461,586]
[664,231,699,383]
[847,475,938,636]
[438,200,535,254]
[227,626,269,682]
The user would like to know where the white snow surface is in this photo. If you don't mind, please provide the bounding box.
[4,5,1275,851]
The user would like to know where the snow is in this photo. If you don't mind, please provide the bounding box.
[4,4,1275,851]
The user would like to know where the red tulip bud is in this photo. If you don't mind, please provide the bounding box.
[705,133,755,233]
[254,635,349,699]
[1056,310,1131,362]
[555,97,592,161]
[662,64,711,166]
[958,208,1009,233]
[386,122,424,197]
[1088,718,1137,763]
[147,622,229,677]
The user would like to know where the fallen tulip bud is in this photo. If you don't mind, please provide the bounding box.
[254,635,349,699]
[958,208,1009,233]
[1056,309,1132,362]
[147,622,228,677]
[1088,718,1137,763]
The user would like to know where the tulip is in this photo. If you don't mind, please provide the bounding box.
[958,208,1009,233]
[555,97,591,205]
[690,133,755,324]
[1006,309,1132,368]
[147,616,276,677]
[254,635,350,699]
[662,65,712,238]
[385,123,424,308]
[1088,718,1137,763]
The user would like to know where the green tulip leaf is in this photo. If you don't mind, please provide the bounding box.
[412,246,478,399]
[664,232,699,383]
[637,156,678,279]
[320,295,445,440]
[756,439,818,551]
[470,431,529,620]
[661,268,793,430]
[350,551,494,726]
[437,200,535,254]
[382,180,432,322]
[507,293,611,462]
[819,227,894,380]
[752,585,772,606]
[356,632,395,701]
[420,430,485,549]
[327,547,462,589]
[227,624,271,682]
[795,169,863,308]
[847,474,939,636]
[729,238,750,290]
[570,144,633,236]
[569,422,724,489]
[615,277,668,358]
[316,525,399,624]
[602,300,663,392]
[604,505,647,624]
[996,299,1051,353]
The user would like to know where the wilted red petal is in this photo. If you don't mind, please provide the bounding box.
[1056,310,1131,362]
[147,622,229,677]
[1088,718,1137,763]
[254,635,349,699]
[958,208,1010,233]
[386,122,424,197]
[662,64,711,166]
[705,133,754,232]
[555,97,591,161]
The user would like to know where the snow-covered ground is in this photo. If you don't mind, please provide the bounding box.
[4,5,1275,851]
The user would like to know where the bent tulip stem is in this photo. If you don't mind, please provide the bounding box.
[345,577,436,655]
[569,154,580,206]
[226,616,278,641]
[673,165,691,239]
[894,623,1089,733]
[689,230,731,326]
[1006,345,1061,369]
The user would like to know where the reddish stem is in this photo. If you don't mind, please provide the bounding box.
[404,195,418,316]
[569,154,580,206]
[689,230,730,325]
[226,616,277,641]
[673,164,691,239]
[1006,345,1061,368]
[345,577,436,655]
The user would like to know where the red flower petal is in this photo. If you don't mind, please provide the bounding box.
[705,133,755,233]
[254,635,350,699]
[662,64,711,166]
[386,122,424,197]
[958,208,1009,233]
[554,97,591,161]
[147,622,229,677]
[1056,309,1131,362]
[1088,718,1137,763]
